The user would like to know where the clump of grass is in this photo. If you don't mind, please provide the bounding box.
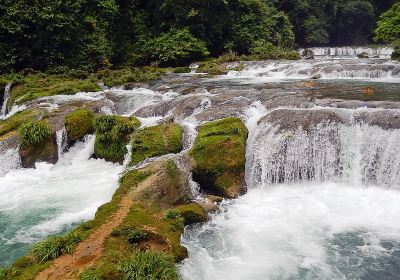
[0,266,9,279]
[94,115,140,163]
[130,124,183,166]
[18,120,52,149]
[80,269,102,280]
[118,251,180,280]
[111,226,149,246]
[164,210,184,231]
[30,232,83,263]
[98,67,163,88]
[0,109,45,139]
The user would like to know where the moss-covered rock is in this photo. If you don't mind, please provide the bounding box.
[130,124,183,166]
[64,109,94,144]
[127,160,191,209]
[18,120,58,168]
[0,109,46,140]
[174,203,207,225]
[190,117,248,198]
[94,115,140,163]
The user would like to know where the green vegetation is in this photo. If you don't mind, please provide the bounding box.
[65,109,94,143]
[118,251,180,280]
[175,203,208,225]
[190,117,248,198]
[30,232,83,263]
[130,124,183,166]
[18,121,51,149]
[111,226,149,247]
[98,67,164,88]
[0,109,45,140]
[94,115,140,163]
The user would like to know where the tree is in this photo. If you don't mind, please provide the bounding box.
[375,3,400,43]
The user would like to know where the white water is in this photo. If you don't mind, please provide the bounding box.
[226,60,400,83]
[181,106,400,280]
[300,47,394,59]
[0,136,123,264]
[1,83,12,117]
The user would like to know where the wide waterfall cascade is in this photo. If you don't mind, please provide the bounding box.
[0,136,123,265]
[226,59,400,82]
[247,110,400,187]
[299,46,394,59]
[1,83,12,116]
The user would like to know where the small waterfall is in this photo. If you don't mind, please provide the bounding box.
[0,147,21,177]
[1,83,12,116]
[247,108,400,187]
[56,127,68,159]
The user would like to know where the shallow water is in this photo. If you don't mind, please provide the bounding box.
[180,183,400,280]
[0,136,123,265]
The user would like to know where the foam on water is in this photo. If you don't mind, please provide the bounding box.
[181,183,400,280]
[0,136,123,265]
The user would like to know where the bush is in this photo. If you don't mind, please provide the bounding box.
[375,3,400,43]
[30,232,83,263]
[94,115,139,163]
[249,40,300,60]
[18,120,51,148]
[145,28,209,66]
[118,251,180,280]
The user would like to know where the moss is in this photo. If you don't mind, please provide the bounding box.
[8,73,100,107]
[98,67,163,88]
[0,109,46,138]
[174,203,207,225]
[94,115,140,163]
[130,124,183,166]
[65,109,94,143]
[189,117,248,198]
[172,67,191,74]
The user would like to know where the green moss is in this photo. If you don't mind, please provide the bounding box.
[175,203,207,225]
[172,67,191,74]
[130,124,183,166]
[0,109,45,139]
[65,109,94,143]
[8,73,100,107]
[18,120,52,149]
[94,115,140,163]
[189,117,248,198]
[98,67,163,88]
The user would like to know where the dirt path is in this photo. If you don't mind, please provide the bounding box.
[36,197,133,280]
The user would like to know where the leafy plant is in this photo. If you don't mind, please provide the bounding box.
[118,251,180,280]
[30,232,83,263]
[18,120,51,148]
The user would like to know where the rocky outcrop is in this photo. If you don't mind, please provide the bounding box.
[357,52,369,59]
[190,117,248,198]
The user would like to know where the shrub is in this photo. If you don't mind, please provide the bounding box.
[118,251,180,280]
[18,120,51,148]
[145,28,209,66]
[30,232,83,263]
[94,115,140,163]
[249,40,300,60]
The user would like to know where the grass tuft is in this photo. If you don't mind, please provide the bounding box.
[18,120,51,149]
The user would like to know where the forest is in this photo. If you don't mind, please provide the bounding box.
[0,0,399,73]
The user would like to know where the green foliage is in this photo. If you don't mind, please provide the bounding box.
[111,226,149,246]
[145,28,209,66]
[65,109,94,143]
[249,40,301,60]
[375,3,400,43]
[80,270,102,280]
[18,121,51,149]
[118,251,180,280]
[392,40,400,61]
[0,109,44,139]
[30,232,83,263]
[303,16,329,45]
[98,67,163,88]
[164,210,181,220]
[130,124,183,166]
[94,115,140,163]
[175,204,207,225]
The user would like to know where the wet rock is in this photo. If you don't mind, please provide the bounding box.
[190,118,248,199]
[175,203,207,225]
[357,52,369,59]
[19,132,58,168]
[311,74,322,79]
[302,49,315,60]
[354,110,400,130]
[260,108,344,132]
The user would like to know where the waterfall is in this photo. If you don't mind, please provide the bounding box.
[56,127,68,159]
[247,108,400,187]
[1,83,12,116]
[299,46,394,58]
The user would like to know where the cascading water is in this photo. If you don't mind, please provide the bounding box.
[300,47,394,58]
[181,107,400,280]
[1,83,12,117]
[0,136,123,265]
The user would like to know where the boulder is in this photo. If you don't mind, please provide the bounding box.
[65,108,94,145]
[190,117,248,198]
[357,52,369,59]
[302,49,315,60]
